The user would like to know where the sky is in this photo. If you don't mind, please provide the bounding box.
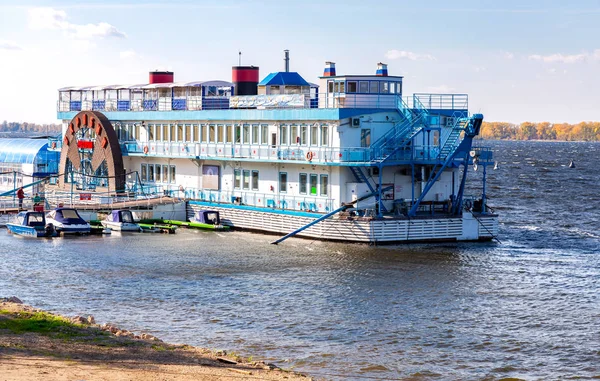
[1,0,599,124]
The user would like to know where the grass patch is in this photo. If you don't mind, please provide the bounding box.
[0,310,86,339]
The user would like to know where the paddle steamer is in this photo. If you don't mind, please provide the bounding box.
[49,51,497,243]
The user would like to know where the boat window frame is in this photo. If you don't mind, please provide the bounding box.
[242,169,250,190]
[299,173,307,194]
[234,169,241,189]
[309,174,318,196]
[170,165,176,183]
[279,172,287,193]
[347,81,357,93]
[261,125,269,145]
[251,170,259,191]
[320,174,329,196]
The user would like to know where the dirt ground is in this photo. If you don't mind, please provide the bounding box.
[0,300,312,381]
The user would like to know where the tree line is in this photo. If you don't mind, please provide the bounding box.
[2,119,599,141]
[479,121,600,141]
[0,121,62,134]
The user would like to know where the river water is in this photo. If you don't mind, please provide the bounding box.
[1,140,598,380]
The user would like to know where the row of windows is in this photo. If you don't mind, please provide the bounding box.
[279,125,328,146]
[232,170,329,196]
[234,169,259,190]
[140,123,330,146]
[327,80,402,95]
[280,172,329,196]
[140,164,176,183]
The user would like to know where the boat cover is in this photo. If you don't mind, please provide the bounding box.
[108,210,134,223]
[195,210,220,225]
[52,208,87,224]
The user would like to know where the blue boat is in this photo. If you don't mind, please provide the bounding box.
[6,211,57,238]
[45,207,91,234]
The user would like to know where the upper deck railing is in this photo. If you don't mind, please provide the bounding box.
[57,93,467,113]
[411,93,468,110]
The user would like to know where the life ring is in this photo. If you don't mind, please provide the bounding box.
[51,142,56,149]
[306,151,314,161]
[143,145,149,154]
[464,200,472,210]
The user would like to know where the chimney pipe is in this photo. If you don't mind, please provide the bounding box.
[284,50,290,72]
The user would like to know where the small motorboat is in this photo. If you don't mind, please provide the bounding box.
[101,209,141,232]
[189,210,229,230]
[45,207,91,235]
[6,211,57,238]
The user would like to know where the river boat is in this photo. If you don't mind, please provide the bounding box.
[101,209,141,232]
[6,211,57,238]
[45,208,91,235]
[138,210,228,231]
[48,50,499,244]
[189,210,229,230]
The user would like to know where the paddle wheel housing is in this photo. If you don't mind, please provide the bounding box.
[58,111,126,192]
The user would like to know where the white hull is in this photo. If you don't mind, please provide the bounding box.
[189,203,498,244]
[101,221,141,232]
[46,220,91,234]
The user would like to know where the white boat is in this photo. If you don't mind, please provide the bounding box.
[101,210,141,232]
[6,211,57,238]
[45,208,91,235]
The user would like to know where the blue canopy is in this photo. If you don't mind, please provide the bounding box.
[258,72,310,87]
[0,138,57,166]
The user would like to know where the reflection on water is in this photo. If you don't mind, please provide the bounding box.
[1,140,599,380]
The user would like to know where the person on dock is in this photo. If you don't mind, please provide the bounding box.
[16,187,25,210]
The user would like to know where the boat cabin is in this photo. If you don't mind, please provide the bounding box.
[194,210,221,225]
[16,211,47,228]
[106,210,135,223]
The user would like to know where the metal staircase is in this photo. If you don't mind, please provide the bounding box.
[439,118,469,159]
[348,166,388,213]
[407,114,484,217]
[370,96,429,163]
[349,167,375,193]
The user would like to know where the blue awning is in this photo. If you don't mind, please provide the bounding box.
[258,72,310,86]
[0,138,53,165]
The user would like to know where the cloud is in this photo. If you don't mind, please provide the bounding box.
[28,7,126,39]
[528,52,587,63]
[120,50,138,59]
[0,40,23,50]
[504,52,515,59]
[474,66,486,72]
[385,49,436,61]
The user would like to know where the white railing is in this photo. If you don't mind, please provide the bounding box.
[57,93,470,113]
[13,187,336,214]
[125,141,373,163]
[182,188,337,213]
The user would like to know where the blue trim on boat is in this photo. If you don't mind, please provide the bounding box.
[189,200,323,218]
[57,108,389,122]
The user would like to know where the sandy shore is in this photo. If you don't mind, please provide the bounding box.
[0,298,312,380]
